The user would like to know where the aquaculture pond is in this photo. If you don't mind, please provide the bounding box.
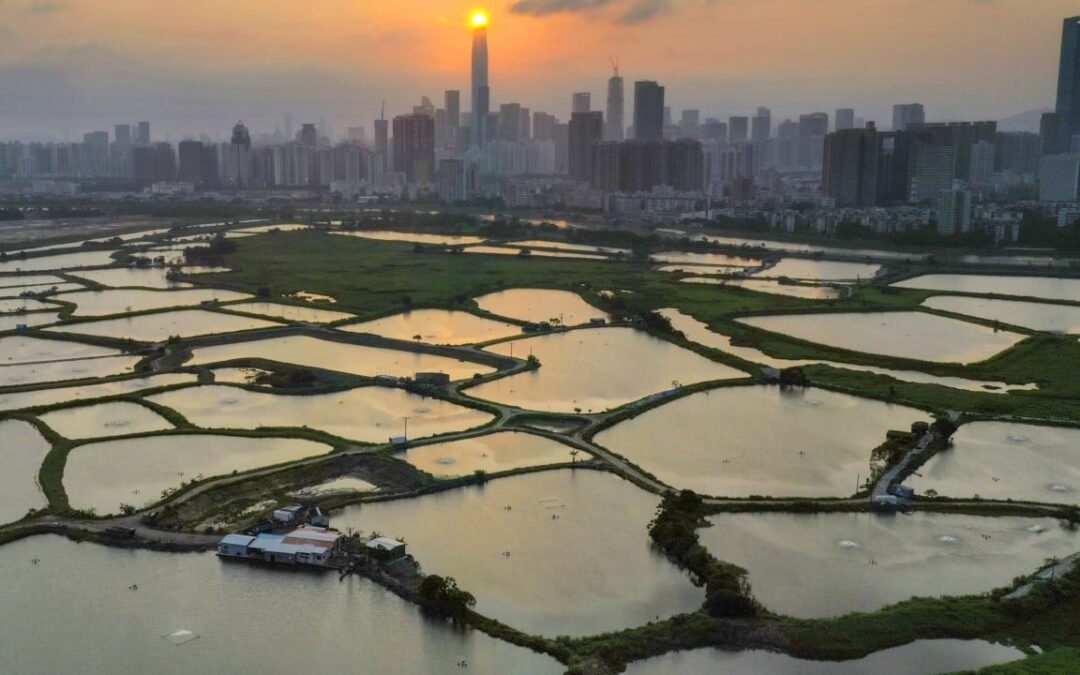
[0,312,59,332]
[0,334,121,364]
[474,288,608,326]
[0,274,66,288]
[681,277,842,300]
[331,230,486,246]
[223,301,355,323]
[0,537,564,675]
[650,251,763,268]
[68,266,226,289]
[0,356,142,388]
[892,274,1080,303]
[738,311,1026,363]
[0,282,83,298]
[47,309,282,342]
[921,295,1080,333]
[404,431,579,477]
[662,309,1035,394]
[146,385,494,442]
[340,309,520,345]
[0,373,196,412]
[37,401,174,439]
[462,245,608,260]
[692,233,927,261]
[56,288,251,317]
[623,640,1024,675]
[904,421,1080,505]
[187,335,494,380]
[468,327,746,413]
[0,419,50,525]
[335,470,702,637]
[698,512,1079,618]
[64,433,333,514]
[760,258,880,281]
[0,298,58,314]
[509,240,631,255]
[595,385,920,498]
[0,250,118,273]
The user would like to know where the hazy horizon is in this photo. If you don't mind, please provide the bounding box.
[0,0,1074,141]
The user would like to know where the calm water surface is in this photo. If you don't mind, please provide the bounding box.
[335,470,702,637]
[682,277,842,300]
[624,640,1023,675]
[37,400,173,439]
[596,385,921,498]
[47,309,282,342]
[57,288,250,316]
[405,431,578,477]
[188,335,495,380]
[699,512,1079,618]
[223,301,354,323]
[0,250,118,273]
[0,419,49,524]
[762,258,880,281]
[651,251,763,267]
[0,536,563,675]
[463,245,608,260]
[474,288,607,325]
[147,385,493,442]
[893,274,1080,303]
[468,327,746,413]
[69,267,225,289]
[738,311,1026,363]
[922,295,1080,333]
[0,334,120,364]
[0,356,141,387]
[331,230,486,245]
[0,373,195,412]
[663,309,1034,393]
[341,309,520,344]
[65,433,332,514]
[905,421,1080,505]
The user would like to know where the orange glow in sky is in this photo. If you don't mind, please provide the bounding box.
[0,0,1075,136]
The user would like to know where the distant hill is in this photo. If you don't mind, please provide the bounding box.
[997,107,1052,133]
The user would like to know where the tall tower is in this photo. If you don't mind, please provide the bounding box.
[605,61,624,141]
[1055,16,1080,152]
[471,12,490,149]
[633,80,664,140]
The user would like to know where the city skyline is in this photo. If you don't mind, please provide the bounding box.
[0,0,1076,140]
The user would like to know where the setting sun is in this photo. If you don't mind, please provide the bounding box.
[471,11,488,28]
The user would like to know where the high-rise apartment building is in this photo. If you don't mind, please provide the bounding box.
[633,81,664,140]
[751,108,771,143]
[568,111,603,182]
[822,123,880,207]
[892,104,925,131]
[835,108,855,131]
[728,116,749,143]
[392,114,436,183]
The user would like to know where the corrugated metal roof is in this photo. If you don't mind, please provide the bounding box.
[220,534,255,547]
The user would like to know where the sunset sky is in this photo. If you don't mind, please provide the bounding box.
[0,0,1075,139]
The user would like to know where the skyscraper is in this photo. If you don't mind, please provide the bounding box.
[605,65,624,142]
[835,108,855,131]
[751,107,771,143]
[499,103,522,142]
[1054,16,1080,153]
[572,92,591,114]
[633,81,664,140]
[680,110,700,138]
[568,111,603,182]
[445,90,461,146]
[299,123,318,148]
[135,121,150,147]
[728,116,749,143]
[471,13,490,149]
[892,104,925,131]
[393,114,436,183]
[822,123,879,207]
[374,116,389,174]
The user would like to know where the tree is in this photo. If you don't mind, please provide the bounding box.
[418,575,476,623]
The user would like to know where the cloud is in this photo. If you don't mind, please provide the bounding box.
[619,0,673,23]
[20,1,67,15]
[509,0,618,18]
[509,0,683,23]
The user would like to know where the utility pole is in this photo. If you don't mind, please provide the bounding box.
[402,416,410,441]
